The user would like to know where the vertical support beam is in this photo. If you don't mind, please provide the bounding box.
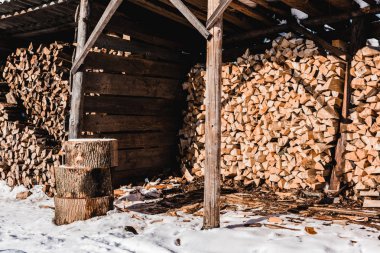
[330,17,367,191]
[69,0,89,139]
[203,0,222,229]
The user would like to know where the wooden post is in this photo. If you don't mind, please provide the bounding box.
[330,16,367,191]
[203,0,223,229]
[69,0,89,139]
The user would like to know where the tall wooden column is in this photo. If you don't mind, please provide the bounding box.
[203,0,223,229]
[69,0,89,139]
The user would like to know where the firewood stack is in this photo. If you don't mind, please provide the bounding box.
[0,42,71,195]
[54,139,117,225]
[0,82,60,196]
[179,33,345,191]
[343,46,380,206]
[2,42,71,141]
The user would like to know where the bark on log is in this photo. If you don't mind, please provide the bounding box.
[55,166,113,198]
[54,196,113,225]
[64,139,118,168]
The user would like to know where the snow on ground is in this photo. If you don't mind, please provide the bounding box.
[0,182,379,253]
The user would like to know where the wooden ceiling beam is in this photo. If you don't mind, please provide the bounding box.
[324,0,353,11]
[226,5,380,44]
[249,0,289,17]
[168,0,211,39]
[280,0,322,17]
[229,0,275,26]
[130,0,194,28]
[206,0,233,29]
[0,0,76,19]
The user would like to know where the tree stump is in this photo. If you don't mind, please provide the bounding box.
[54,196,113,225]
[55,166,113,198]
[64,139,118,168]
[54,138,117,225]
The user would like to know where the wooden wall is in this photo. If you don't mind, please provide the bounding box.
[81,2,201,186]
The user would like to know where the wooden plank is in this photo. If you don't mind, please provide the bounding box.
[280,0,322,16]
[325,0,353,10]
[83,52,185,79]
[83,115,180,132]
[83,96,180,116]
[206,0,232,29]
[111,146,177,184]
[116,147,176,171]
[203,0,222,230]
[226,5,380,45]
[83,72,181,100]
[249,0,288,17]
[95,33,184,62]
[168,0,211,39]
[228,0,275,26]
[71,0,124,74]
[69,0,89,139]
[87,132,178,149]
[91,2,185,50]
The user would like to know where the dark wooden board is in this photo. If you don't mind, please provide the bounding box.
[95,33,184,62]
[83,114,180,132]
[87,131,178,149]
[83,52,185,79]
[116,147,176,171]
[83,72,182,99]
[83,96,180,116]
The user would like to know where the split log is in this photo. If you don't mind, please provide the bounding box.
[54,196,113,225]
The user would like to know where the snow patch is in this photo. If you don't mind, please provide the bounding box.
[367,38,380,47]
[354,0,370,8]
[291,8,308,20]
[324,24,335,31]
[0,181,28,200]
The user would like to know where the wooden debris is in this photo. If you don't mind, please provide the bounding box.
[16,191,32,200]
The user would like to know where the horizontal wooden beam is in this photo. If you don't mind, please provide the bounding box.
[226,5,380,44]
[169,0,211,39]
[206,0,232,29]
[71,0,124,74]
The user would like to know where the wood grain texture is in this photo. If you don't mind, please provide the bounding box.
[83,115,180,132]
[69,0,89,139]
[54,196,113,225]
[55,166,113,198]
[64,139,118,168]
[83,96,179,116]
[83,52,184,79]
[203,0,222,229]
[71,0,124,74]
[83,72,181,99]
